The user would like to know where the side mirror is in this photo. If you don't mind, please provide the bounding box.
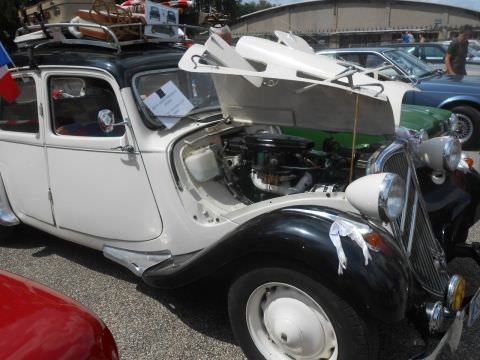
[97,109,129,133]
[98,109,115,133]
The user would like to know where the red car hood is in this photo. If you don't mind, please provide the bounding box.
[0,271,118,360]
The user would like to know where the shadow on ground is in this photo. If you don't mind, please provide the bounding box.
[2,225,237,346]
[4,225,480,358]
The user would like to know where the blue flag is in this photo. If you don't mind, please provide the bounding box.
[0,42,12,67]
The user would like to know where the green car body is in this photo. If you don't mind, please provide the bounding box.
[283,104,452,148]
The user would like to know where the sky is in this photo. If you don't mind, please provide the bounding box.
[253,0,480,13]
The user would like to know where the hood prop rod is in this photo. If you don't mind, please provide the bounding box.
[349,94,361,184]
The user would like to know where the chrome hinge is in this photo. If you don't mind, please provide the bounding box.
[48,188,53,202]
[39,103,44,117]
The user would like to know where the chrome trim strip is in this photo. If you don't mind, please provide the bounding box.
[46,144,140,154]
[0,138,43,147]
[407,192,418,256]
[0,138,140,154]
[400,167,412,233]
[370,141,404,173]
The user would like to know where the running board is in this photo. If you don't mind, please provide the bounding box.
[103,246,171,277]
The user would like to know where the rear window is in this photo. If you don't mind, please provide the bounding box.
[0,77,39,133]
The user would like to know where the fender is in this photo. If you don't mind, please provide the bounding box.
[417,168,480,253]
[438,95,480,109]
[143,205,410,323]
[0,173,19,227]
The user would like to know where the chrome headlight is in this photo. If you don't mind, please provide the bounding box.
[346,173,405,222]
[443,136,462,171]
[417,136,461,172]
[447,113,459,133]
[379,173,405,221]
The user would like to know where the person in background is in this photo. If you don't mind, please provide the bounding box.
[419,33,426,43]
[407,32,415,43]
[445,25,473,75]
[401,32,410,43]
[210,25,232,45]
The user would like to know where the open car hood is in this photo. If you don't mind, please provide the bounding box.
[179,34,417,136]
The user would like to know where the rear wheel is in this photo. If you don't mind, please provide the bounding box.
[451,105,480,149]
[228,267,378,360]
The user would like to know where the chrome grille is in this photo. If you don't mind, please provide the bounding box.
[380,145,449,296]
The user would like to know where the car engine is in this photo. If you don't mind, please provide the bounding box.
[219,132,356,204]
[181,126,380,205]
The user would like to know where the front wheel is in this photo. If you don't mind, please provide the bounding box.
[451,105,480,150]
[228,267,378,360]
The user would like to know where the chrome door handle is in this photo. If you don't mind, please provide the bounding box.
[111,145,135,153]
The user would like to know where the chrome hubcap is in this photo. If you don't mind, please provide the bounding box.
[246,282,338,360]
[455,113,474,143]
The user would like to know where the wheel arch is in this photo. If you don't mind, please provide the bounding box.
[142,205,410,323]
[439,98,480,112]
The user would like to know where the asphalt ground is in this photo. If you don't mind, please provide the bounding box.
[1,224,480,360]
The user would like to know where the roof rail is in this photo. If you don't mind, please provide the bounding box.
[15,22,205,54]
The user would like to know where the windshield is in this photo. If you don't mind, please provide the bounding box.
[383,49,434,78]
[133,70,219,129]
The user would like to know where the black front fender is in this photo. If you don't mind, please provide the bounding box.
[418,168,480,254]
[143,205,410,323]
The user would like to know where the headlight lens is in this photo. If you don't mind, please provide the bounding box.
[379,173,406,221]
[443,136,462,171]
[448,113,459,132]
[345,173,405,222]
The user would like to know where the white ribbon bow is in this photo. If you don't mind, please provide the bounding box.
[329,219,372,275]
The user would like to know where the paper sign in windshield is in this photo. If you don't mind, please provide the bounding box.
[143,80,194,129]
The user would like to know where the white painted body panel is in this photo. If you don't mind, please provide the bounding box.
[0,72,53,225]
[46,148,162,240]
[40,68,162,241]
[180,37,416,128]
[0,137,54,225]
[274,31,314,54]
[0,47,377,260]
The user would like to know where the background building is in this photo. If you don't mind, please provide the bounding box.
[231,0,480,48]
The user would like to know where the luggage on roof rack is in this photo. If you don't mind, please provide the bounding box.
[15,0,205,54]
[14,22,204,54]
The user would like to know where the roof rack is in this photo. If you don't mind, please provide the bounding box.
[15,22,206,54]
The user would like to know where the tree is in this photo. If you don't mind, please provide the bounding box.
[237,0,274,17]
[0,0,30,49]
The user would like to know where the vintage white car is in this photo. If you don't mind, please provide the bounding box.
[3,26,480,360]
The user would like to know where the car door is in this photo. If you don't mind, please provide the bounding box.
[0,72,54,225]
[42,69,162,241]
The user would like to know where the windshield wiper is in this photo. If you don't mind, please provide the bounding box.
[187,105,221,117]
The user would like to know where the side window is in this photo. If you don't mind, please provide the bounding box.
[364,54,384,68]
[423,46,444,62]
[336,53,362,66]
[49,76,125,137]
[0,77,39,133]
[403,46,418,57]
